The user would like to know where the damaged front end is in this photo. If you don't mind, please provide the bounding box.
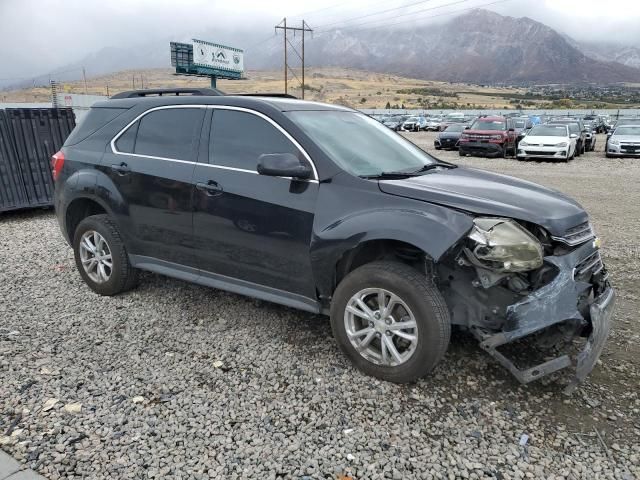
[438,218,615,392]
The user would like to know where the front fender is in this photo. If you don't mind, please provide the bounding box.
[311,195,473,297]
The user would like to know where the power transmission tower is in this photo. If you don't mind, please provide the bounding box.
[275,18,313,98]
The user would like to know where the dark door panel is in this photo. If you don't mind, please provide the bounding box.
[193,167,318,297]
[101,107,205,265]
[192,108,318,298]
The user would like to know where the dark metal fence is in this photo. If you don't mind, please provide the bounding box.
[0,108,75,213]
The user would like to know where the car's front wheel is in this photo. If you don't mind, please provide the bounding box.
[73,214,138,296]
[330,261,450,383]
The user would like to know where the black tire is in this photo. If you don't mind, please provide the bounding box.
[330,261,451,383]
[459,150,465,157]
[73,214,138,296]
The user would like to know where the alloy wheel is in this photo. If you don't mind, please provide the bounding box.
[344,288,419,366]
[79,230,112,284]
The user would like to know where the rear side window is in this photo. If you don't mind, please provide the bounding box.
[210,110,301,170]
[65,107,127,146]
[133,108,204,160]
[114,108,205,160]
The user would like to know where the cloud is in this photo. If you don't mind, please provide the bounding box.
[1,0,639,82]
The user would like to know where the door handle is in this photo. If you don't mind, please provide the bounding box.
[111,162,131,175]
[196,180,223,196]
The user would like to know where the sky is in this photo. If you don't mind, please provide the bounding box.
[1,0,640,81]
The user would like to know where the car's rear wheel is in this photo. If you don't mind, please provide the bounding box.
[330,261,450,383]
[73,214,138,296]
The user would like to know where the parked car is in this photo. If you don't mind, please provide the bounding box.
[516,124,577,162]
[52,88,614,388]
[425,117,443,131]
[439,117,469,132]
[383,115,408,131]
[401,116,427,132]
[434,124,466,150]
[606,125,640,157]
[582,121,597,151]
[605,118,640,149]
[583,115,606,134]
[458,116,518,158]
[547,119,586,156]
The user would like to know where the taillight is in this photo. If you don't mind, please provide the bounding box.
[51,150,65,181]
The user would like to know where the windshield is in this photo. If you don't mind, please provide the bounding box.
[614,126,640,136]
[444,124,465,132]
[287,111,436,176]
[528,125,568,137]
[471,119,505,131]
[514,120,527,128]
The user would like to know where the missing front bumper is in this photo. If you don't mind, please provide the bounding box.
[471,285,615,390]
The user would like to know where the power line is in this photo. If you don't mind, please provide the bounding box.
[314,0,440,30]
[314,0,517,36]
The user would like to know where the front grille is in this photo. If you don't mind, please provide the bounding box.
[574,250,604,278]
[526,150,554,156]
[465,134,494,141]
[551,221,595,246]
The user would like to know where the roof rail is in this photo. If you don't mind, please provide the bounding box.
[232,93,298,99]
[110,88,224,99]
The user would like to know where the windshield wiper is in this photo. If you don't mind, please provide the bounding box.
[359,171,419,179]
[360,162,457,180]
[408,162,457,174]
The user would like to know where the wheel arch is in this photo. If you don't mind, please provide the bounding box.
[311,207,473,301]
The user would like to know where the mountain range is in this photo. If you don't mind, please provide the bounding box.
[4,9,640,89]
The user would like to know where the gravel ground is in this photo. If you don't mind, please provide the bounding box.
[1,132,639,479]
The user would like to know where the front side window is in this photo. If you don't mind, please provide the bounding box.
[210,110,302,170]
[287,111,436,177]
[116,108,204,160]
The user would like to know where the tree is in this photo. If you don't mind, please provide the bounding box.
[360,97,366,104]
[385,101,391,109]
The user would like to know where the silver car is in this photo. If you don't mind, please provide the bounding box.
[606,125,640,157]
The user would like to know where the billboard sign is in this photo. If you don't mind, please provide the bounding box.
[192,39,244,75]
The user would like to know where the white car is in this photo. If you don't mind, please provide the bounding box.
[606,125,640,157]
[425,117,443,131]
[516,124,577,162]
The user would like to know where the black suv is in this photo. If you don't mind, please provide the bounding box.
[53,89,614,389]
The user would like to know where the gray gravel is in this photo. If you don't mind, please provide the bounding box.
[1,132,639,479]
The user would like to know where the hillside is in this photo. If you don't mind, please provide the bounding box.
[0,67,539,110]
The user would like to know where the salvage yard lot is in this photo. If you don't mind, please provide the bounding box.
[1,133,638,479]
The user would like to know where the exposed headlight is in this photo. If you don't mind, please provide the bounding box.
[519,141,530,147]
[610,139,620,146]
[467,218,543,272]
[490,134,503,140]
[555,142,568,147]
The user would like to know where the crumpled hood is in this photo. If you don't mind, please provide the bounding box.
[378,167,588,235]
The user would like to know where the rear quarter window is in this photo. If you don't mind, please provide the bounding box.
[64,107,128,146]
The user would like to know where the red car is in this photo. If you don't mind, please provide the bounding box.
[459,116,518,158]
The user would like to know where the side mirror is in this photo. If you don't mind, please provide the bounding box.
[464,126,470,130]
[508,128,515,132]
[569,133,578,139]
[257,153,312,179]
[607,132,613,137]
